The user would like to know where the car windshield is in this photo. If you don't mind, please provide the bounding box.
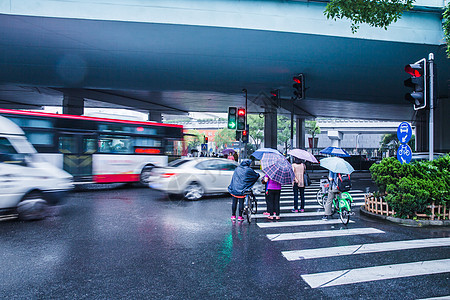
[168,159,191,168]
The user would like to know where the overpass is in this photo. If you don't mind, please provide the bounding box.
[0,0,449,151]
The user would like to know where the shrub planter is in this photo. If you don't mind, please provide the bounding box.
[363,194,450,227]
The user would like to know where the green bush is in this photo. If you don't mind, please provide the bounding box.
[369,155,450,218]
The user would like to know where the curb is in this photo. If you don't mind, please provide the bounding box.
[359,207,450,227]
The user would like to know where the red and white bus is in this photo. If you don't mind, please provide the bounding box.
[0,109,184,184]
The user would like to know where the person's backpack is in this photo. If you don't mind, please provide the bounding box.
[337,173,352,192]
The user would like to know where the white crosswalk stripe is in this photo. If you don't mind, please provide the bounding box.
[266,228,384,241]
[301,258,450,288]
[282,237,450,261]
[255,183,450,292]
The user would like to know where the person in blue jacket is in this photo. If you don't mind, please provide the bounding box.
[228,159,260,221]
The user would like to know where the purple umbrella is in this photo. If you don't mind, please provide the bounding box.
[288,149,319,163]
[222,148,235,155]
[261,153,295,185]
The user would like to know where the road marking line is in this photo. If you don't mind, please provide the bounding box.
[267,227,384,241]
[282,237,450,261]
[258,219,354,228]
[258,202,364,210]
[301,258,450,288]
[256,198,364,205]
[253,211,324,218]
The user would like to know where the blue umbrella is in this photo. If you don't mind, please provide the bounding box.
[319,146,351,157]
[261,153,295,185]
[251,148,282,160]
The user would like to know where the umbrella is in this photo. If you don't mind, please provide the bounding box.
[288,149,319,163]
[261,153,295,185]
[251,148,282,160]
[221,148,235,155]
[320,157,355,174]
[319,146,351,157]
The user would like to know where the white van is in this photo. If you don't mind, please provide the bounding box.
[0,116,73,220]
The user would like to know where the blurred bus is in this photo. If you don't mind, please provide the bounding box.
[0,109,184,184]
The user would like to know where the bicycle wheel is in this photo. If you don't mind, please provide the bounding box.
[339,207,350,225]
[316,190,323,206]
[318,192,327,208]
[245,195,252,223]
[250,193,257,214]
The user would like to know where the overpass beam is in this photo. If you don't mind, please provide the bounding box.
[328,130,343,148]
[63,95,84,115]
[264,106,277,149]
[148,111,162,123]
[296,118,306,149]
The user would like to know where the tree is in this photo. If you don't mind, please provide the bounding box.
[277,115,295,153]
[379,133,415,156]
[305,120,321,139]
[324,0,450,57]
[185,129,203,150]
[247,114,264,149]
[214,128,235,150]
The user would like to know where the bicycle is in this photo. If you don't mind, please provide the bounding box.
[316,178,329,207]
[319,189,354,225]
[243,190,257,223]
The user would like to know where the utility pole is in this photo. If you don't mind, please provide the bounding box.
[428,53,434,161]
[243,88,248,160]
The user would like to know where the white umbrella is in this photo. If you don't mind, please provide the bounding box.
[320,157,354,174]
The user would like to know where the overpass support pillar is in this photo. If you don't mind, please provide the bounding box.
[296,118,305,149]
[328,130,343,148]
[148,111,162,123]
[63,95,84,115]
[264,107,277,149]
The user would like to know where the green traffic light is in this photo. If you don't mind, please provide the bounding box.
[228,122,236,129]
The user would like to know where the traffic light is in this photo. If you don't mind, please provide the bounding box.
[237,107,246,131]
[293,74,304,99]
[204,136,208,143]
[270,89,279,101]
[404,59,426,110]
[241,129,248,143]
[235,130,241,141]
[228,107,237,129]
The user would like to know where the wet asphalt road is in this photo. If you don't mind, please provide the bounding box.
[1,177,449,299]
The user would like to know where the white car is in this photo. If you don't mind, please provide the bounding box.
[149,157,263,200]
[0,116,74,220]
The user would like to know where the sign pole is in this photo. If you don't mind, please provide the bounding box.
[243,88,248,160]
[428,53,434,161]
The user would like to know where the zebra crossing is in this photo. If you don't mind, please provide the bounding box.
[253,182,450,295]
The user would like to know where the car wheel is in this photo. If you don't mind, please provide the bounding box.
[184,182,204,201]
[17,191,49,221]
[139,165,154,185]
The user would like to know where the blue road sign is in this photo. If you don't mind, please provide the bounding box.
[201,144,207,151]
[397,144,412,164]
[397,122,412,144]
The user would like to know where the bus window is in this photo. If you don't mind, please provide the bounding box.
[59,136,78,154]
[83,138,97,154]
[0,137,17,154]
[98,136,132,154]
[135,137,161,147]
[9,117,52,128]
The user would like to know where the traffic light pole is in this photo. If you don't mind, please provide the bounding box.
[429,53,434,161]
[243,88,248,160]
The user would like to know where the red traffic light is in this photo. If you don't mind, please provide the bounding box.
[404,64,422,77]
[237,108,246,116]
[242,130,247,136]
[293,76,302,84]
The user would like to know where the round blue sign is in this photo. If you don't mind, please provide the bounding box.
[397,144,412,164]
[397,122,412,144]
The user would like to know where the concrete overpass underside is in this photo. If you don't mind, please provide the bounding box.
[0,0,449,150]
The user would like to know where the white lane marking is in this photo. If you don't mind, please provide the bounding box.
[301,258,450,288]
[258,219,354,228]
[258,202,364,210]
[417,296,450,300]
[253,211,324,218]
[267,227,384,241]
[283,237,450,261]
[256,198,365,205]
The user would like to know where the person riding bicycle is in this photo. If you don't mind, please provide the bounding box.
[323,170,339,221]
[228,159,260,221]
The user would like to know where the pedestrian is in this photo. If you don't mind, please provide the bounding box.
[323,170,338,220]
[227,153,235,161]
[233,152,238,162]
[228,159,260,221]
[263,175,282,220]
[292,157,306,213]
